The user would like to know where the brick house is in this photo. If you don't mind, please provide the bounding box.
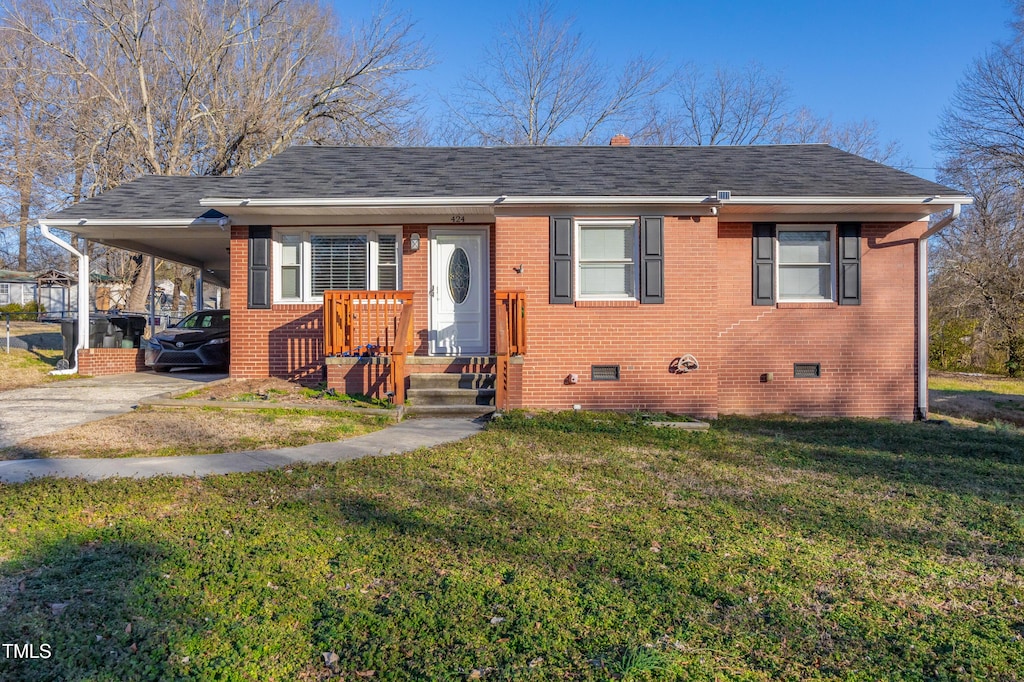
[42,143,971,420]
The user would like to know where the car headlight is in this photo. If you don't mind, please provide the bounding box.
[206,337,229,345]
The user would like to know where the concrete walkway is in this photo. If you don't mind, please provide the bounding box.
[0,418,485,484]
[0,371,226,448]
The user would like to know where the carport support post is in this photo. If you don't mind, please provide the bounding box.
[149,257,156,334]
[196,267,204,311]
[39,222,91,359]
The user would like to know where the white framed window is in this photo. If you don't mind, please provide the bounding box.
[575,219,638,300]
[273,228,402,303]
[0,283,9,305]
[777,225,836,302]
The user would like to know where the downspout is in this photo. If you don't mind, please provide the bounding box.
[39,222,90,374]
[916,203,962,420]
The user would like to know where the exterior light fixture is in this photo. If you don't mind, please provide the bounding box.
[410,233,420,251]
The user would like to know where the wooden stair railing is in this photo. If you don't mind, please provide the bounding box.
[494,291,526,411]
[323,290,414,405]
[391,300,415,405]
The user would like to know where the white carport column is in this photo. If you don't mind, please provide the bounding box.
[196,268,205,311]
[39,222,91,361]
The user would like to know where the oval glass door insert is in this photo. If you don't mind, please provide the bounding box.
[448,247,471,304]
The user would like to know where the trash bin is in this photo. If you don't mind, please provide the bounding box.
[108,314,147,349]
[59,316,112,368]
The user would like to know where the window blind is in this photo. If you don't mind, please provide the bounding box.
[311,235,368,294]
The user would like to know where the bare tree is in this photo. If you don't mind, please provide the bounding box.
[779,107,907,167]
[936,40,1024,177]
[633,63,905,165]
[638,63,788,146]
[445,1,663,145]
[930,158,1024,375]
[0,8,66,271]
[930,3,1024,375]
[1,0,428,307]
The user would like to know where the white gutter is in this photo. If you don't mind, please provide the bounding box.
[917,203,963,420]
[200,196,507,208]
[39,222,90,373]
[200,194,972,210]
[43,217,229,228]
[720,195,970,206]
[496,195,715,206]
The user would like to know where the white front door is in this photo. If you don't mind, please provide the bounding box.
[429,229,488,355]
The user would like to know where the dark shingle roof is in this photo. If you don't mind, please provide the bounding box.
[224,144,961,199]
[46,145,966,222]
[0,269,37,283]
[47,176,228,221]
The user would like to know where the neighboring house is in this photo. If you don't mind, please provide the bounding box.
[41,142,972,420]
[0,270,37,307]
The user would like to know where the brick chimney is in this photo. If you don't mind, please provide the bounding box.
[609,134,631,146]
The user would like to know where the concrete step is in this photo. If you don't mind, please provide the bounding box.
[409,372,495,390]
[404,404,496,418]
[406,387,496,407]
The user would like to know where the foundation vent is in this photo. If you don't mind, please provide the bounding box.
[793,363,821,379]
[591,365,621,381]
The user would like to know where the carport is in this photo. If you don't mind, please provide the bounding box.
[38,176,233,372]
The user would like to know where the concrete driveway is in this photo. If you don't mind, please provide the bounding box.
[0,371,226,448]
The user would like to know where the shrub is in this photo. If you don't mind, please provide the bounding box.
[929,318,976,371]
[0,301,46,316]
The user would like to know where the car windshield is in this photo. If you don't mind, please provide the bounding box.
[177,312,229,329]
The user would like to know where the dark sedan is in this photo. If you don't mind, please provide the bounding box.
[144,310,230,372]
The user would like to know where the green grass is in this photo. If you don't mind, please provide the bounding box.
[0,348,65,391]
[929,373,1024,396]
[1,412,1023,680]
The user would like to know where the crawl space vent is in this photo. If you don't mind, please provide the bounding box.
[793,363,821,379]
[591,365,620,381]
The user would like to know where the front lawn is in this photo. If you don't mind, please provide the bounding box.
[930,371,1024,427]
[0,348,64,391]
[1,407,390,460]
[1,412,1022,680]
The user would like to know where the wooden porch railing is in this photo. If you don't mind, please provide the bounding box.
[494,290,526,411]
[323,290,415,404]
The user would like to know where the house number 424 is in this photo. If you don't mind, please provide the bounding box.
[450,215,465,223]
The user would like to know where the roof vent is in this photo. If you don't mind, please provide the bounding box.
[609,134,631,147]
[716,190,732,201]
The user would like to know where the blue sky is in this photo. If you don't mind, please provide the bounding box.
[337,1,1014,180]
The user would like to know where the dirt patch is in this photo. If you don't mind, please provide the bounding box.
[929,389,1024,427]
[928,372,1024,427]
[1,406,388,459]
[175,377,389,408]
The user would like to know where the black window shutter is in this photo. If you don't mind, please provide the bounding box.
[752,223,775,306]
[639,215,664,304]
[838,223,862,305]
[248,226,271,309]
[550,216,573,304]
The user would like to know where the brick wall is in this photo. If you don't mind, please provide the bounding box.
[715,222,924,420]
[229,224,493,382]
[325,358,392,399]
[231,217,924,420]
[76,348,147,375]
[230,226,325,384]
[494,215,720,417]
